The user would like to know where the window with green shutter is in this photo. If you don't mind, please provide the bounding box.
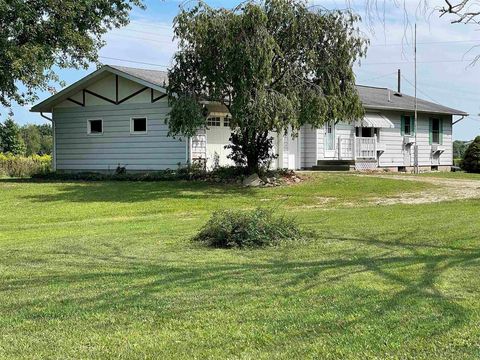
[431,118,441,144]
[401,115,414,135]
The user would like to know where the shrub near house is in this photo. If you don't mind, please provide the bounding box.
[462,136,480,173]
[0,153,51,177]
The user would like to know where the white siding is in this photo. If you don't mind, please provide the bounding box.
[378,111,453,167]
[306,111,454,168]
[302,125,318,168]
[376,111,405,167]
[204,120,235,169]
[316,126,324,161]
[53,99,187,171]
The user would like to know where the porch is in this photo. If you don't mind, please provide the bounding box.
[338,135,386,161]
[313,136,385,171]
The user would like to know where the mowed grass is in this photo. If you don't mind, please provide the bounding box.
[1,173,480,359]
[418,171,480,180]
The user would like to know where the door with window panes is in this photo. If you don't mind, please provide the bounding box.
[324,121,335,158]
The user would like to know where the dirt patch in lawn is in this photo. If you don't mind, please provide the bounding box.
[362,174,480,205]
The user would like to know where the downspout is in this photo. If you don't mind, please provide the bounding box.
[451,115,465,168]
[452,115,465,125]
[41,112,56,172]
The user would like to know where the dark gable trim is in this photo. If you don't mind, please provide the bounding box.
[151,88,167,103]
[84,89,117,105]
[66,83,162,107]
[67,97,84,107]
[118,87,149,104]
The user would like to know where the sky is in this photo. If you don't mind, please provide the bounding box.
[4,0,480,140]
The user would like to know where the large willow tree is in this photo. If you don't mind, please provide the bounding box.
[167,0,368,173]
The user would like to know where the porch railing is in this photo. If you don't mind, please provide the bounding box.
[338,135,378,160]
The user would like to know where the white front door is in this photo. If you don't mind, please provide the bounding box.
[283,134,298,169]
[324,121,335,158]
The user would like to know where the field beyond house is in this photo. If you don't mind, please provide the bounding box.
[1,172,480,359]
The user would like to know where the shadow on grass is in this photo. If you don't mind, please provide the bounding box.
[8,180,256,203]
[1,233,477,342]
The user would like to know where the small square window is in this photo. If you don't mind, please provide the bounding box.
[88,119,103,134]
[224,116,231,127]
[131,117,147,133]
[207,117,221,127]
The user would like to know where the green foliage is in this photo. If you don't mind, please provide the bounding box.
[226,130,277,170]
[0,118,26,155]
[20,123,52,155]
[0,0,144,111]
[0,153,51,177]
[462,136,480,173]
[453,140,469,159]
[193,208,303,248]
[34,169,194,182]
[167,0,367,172]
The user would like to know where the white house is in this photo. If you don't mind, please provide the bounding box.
[31,65,468,172]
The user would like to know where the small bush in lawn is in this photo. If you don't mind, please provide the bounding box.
[193,208,303,248]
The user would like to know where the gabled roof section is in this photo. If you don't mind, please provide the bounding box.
[32,65,467,116]
[356,85,468,116]
[31,65,168,113]
[108,65,168,88]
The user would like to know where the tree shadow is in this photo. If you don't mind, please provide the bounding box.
[1,231,478,347]
[10,180,256,203]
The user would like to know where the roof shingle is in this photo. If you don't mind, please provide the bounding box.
[356,85,467,116]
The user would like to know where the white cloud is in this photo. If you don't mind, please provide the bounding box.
[100,19,177,70]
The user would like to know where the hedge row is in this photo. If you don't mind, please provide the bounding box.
[0,153,52,178]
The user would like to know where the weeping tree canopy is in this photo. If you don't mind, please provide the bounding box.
[167,0,368,173]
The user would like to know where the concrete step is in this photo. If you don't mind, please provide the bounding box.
[311,165,352,171]
[316,159,355,166]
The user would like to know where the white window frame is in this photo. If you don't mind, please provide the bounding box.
[207,116,221,127]
[87,119,103,135]
[223,116,231,127]
[130,116,148,135]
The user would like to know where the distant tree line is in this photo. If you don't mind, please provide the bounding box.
[453,140,470,159]
[0,118,52,156]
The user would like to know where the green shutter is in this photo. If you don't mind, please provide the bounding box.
[429,118,433,145]
[400,115,405,136]
[410,117,415,136]
[439,118,443,145]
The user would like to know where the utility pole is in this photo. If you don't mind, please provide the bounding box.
[414,22,419,174]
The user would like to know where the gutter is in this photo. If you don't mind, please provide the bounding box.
[452,115,465,125]
[40,112,52,121]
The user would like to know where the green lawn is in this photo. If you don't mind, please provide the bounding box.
[1,173,480,359]
[418,171,480,180]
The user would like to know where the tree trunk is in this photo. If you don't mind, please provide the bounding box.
[227,126,274,174]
